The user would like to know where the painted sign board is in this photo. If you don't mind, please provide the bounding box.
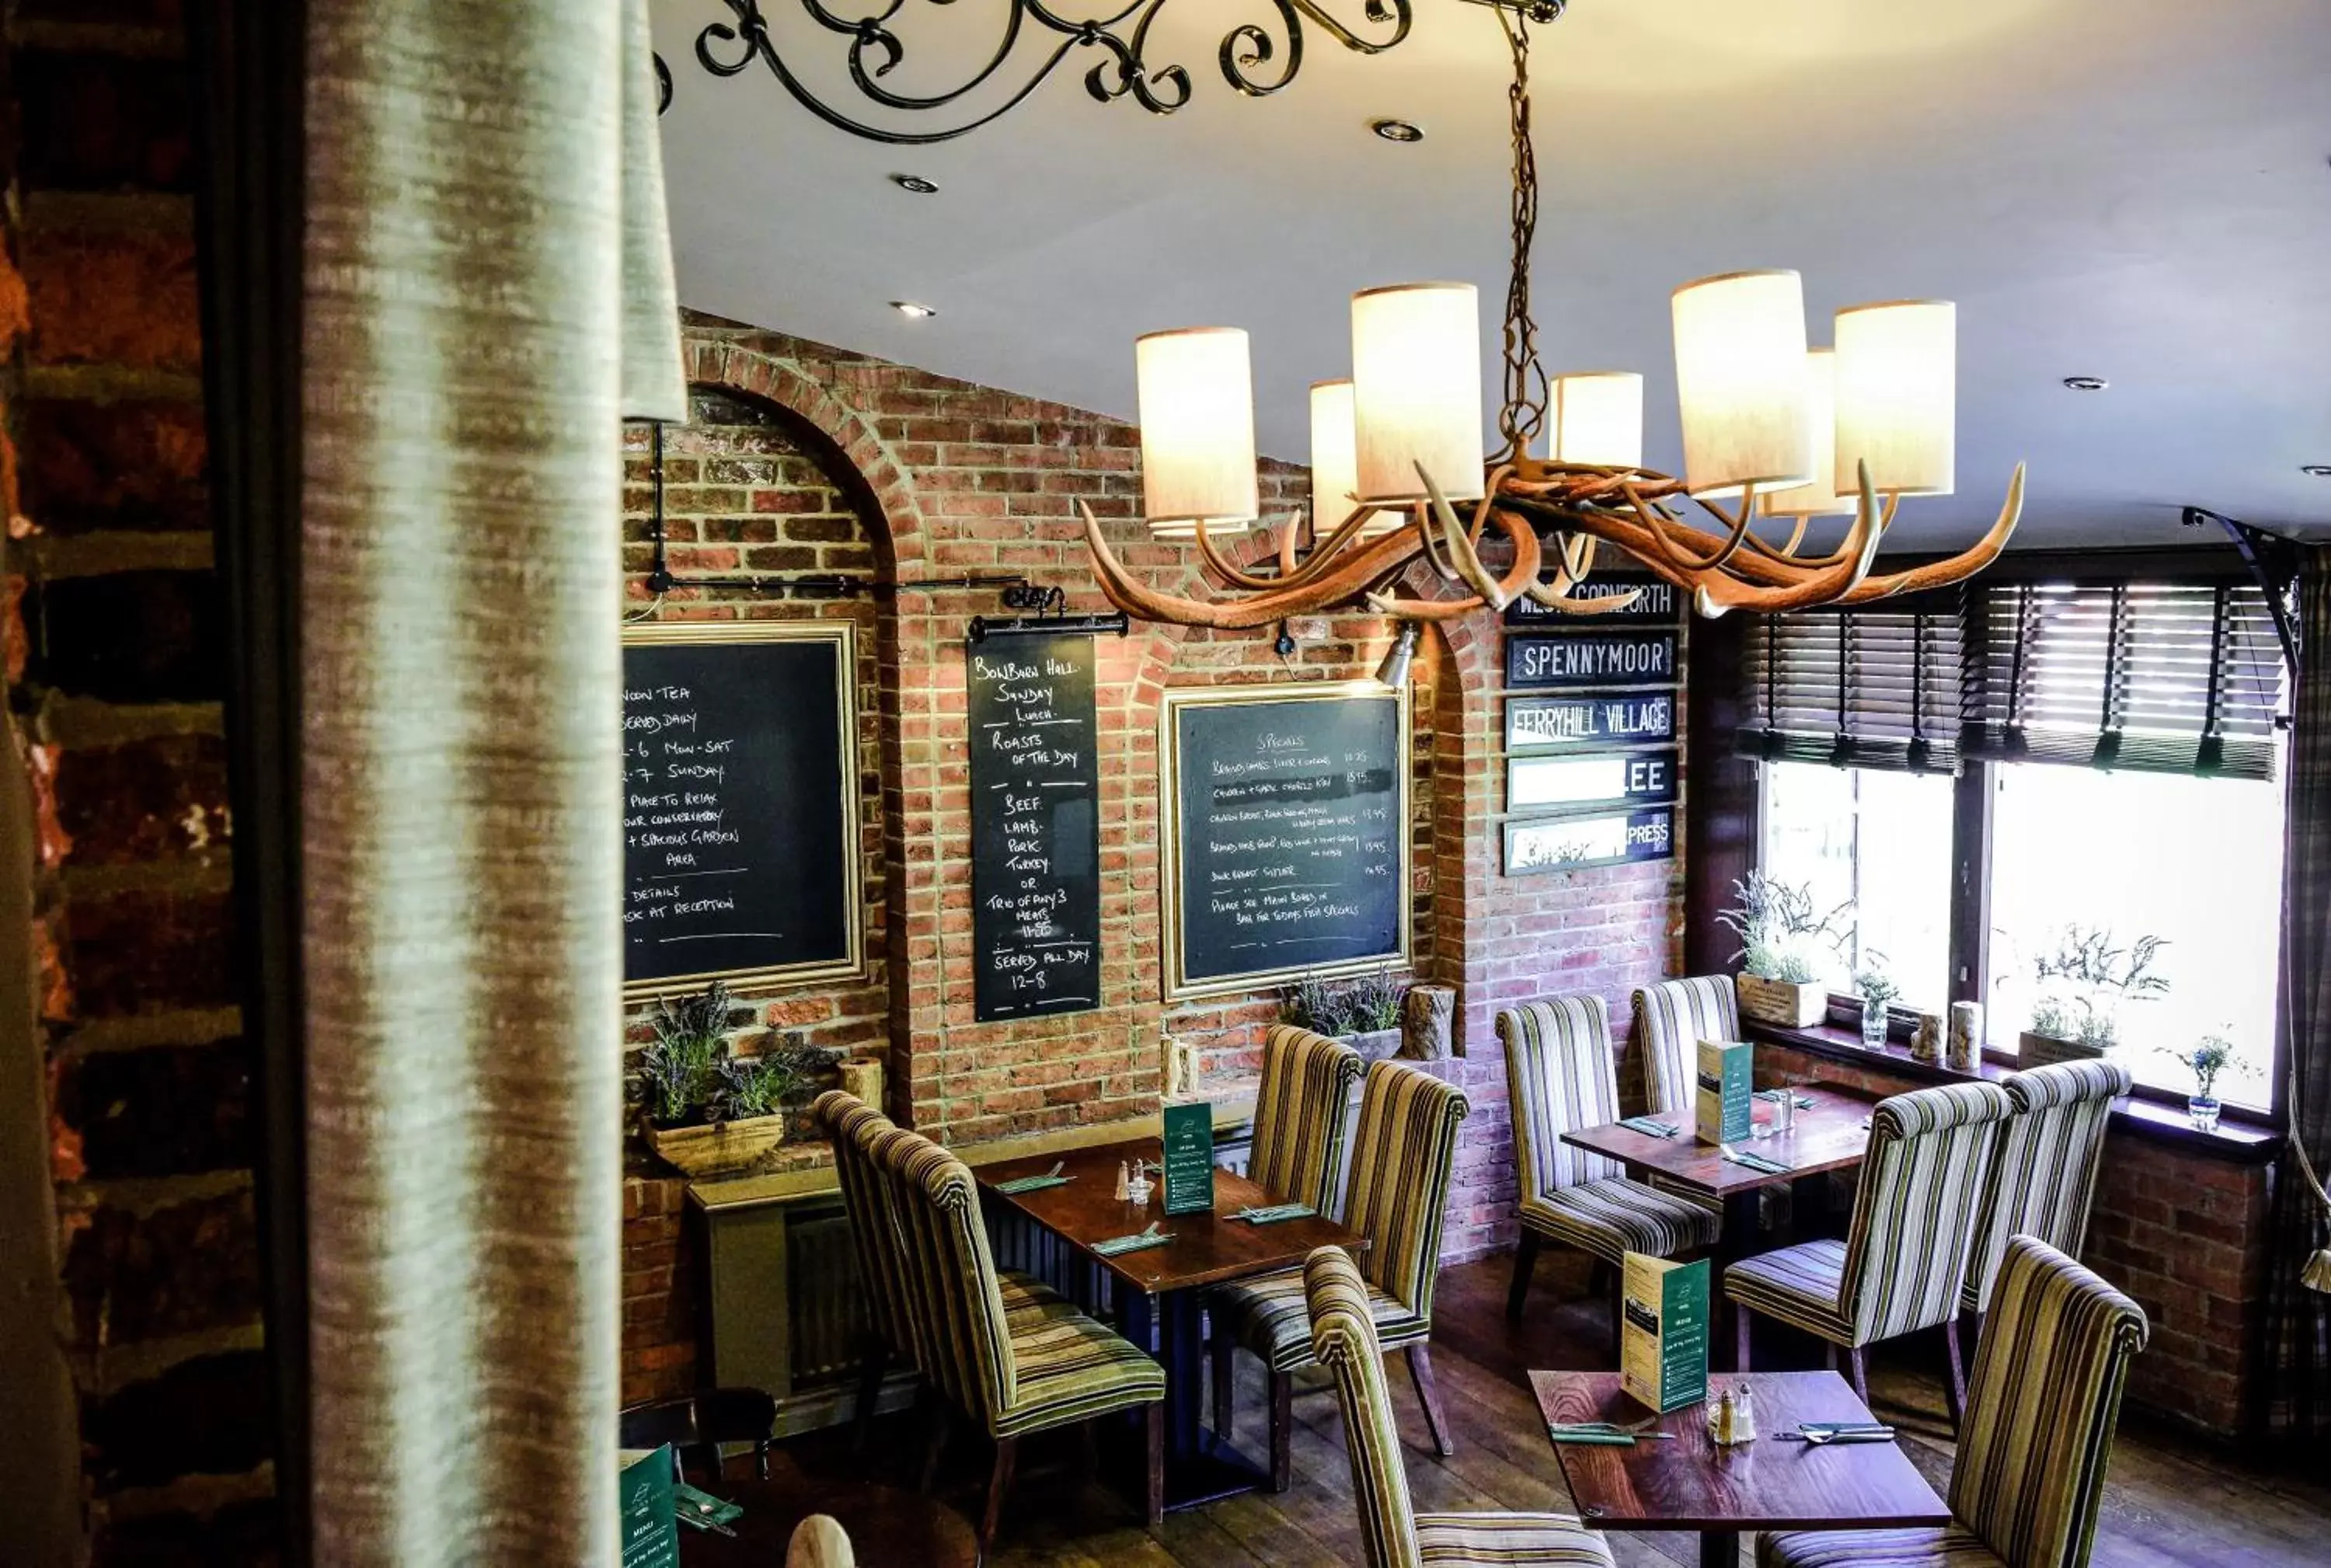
[1507,748,1679,815]
[1507,630,1679,690]
[1506,690,1677,752]
[1502,807,1675,876]
[1503,573,1681,627]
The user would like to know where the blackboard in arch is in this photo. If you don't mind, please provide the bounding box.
[1162,681,1411,1002]
[621,621,865,1000]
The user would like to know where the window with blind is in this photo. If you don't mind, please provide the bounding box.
[1962,582,2284,779]
[1739,601,1963,773]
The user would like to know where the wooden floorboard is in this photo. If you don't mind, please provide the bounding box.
[768,1253,2331,1566]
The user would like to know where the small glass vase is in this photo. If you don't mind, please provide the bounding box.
[2187,1095,2221,1134]
[1860,1002,1889,1047]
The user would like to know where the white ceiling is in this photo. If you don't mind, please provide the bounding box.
[655,0,2331,549]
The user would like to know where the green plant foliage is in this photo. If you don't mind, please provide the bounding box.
[1853,966,1901,1007]
[1284,971,1409,1037]
[2028,925,2170,1045]
[1719,871,1848,981]
[2164,1033,2236,1099]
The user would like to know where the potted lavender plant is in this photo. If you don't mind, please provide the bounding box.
[2018,925,2169,1068]
[633,981,838,1177]
[1284,970,1409,1062]
[1718,871,1848,1029]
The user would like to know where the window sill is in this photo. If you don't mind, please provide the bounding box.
[1743,1019,2282,1165]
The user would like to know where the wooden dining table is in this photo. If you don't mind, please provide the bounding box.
[1532,1370,1949,1568]
[1559,1084,1876,1261]
[979,1134,1367,1510]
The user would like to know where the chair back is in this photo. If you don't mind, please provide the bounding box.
[1632,975,1740,1118]
[886,1130,1018,1421]
[1342,1061,1470,1316]
[1305,1245,1423,1568]
[786,1515,855,1568]
[814,1089,908,1357]
[1965,1060,2129,1313]
[1497,995,1625,1204]
[1838,1081,2015,1342]
[616,1387,777,1484]
[1952,1235,2148,1568]
[1250,1024,1364,1214]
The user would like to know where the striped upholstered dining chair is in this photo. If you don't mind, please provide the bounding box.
[1211,1060,1470,1490]
[1963,1060,2131,1329]
[1758,1235,2148,1568]
[880,1127,1166,1555]
[1248,1023,1364,1216]
[1497,995,1720,1330]
[1725,1081,2015,1413]
[1304,1246,1616,1568]
[814,1090,915,1446]
[1632,974,1742,1118]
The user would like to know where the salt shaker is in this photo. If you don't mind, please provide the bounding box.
[1733,1382,1758,1442]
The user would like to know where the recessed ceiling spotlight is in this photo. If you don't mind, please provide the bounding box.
[2061,375,2109,392]
[1370,118,1424,145]
[890,300,938,319]
[889,173,939,194]
[2302,464,2331,478]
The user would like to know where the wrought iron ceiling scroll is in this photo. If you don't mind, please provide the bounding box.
[653,0,1503,144]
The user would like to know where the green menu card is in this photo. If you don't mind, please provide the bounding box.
[1160,1099,1216,1217]
[619,1446,679,1568]
[1620,1253,1710,1413]
[1695,1038,1753,1145]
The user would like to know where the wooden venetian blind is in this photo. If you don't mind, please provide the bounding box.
[1740,601,1963,774]
[1961,581,2284,779]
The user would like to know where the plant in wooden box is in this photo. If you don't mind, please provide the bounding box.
[1852,963,1899,1048]
[1717,871,1847,1029]
[2162,1033,2237,1133]
[1283,970,1409,1061]
[2019,925,2169,1068]
[635,982,838,1178]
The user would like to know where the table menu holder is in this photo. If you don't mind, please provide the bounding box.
[1620,1253,1710,1414]
[1160,1099,1216,1217]
[1695,1038,1753,1145]
[620,1445,680,1568]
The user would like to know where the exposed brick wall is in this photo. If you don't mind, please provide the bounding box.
[5,5,273,1561]
[1754,1038,2272,1437]
[621,1176,702,1406]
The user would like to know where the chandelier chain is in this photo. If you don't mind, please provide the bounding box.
[1493,5,1549,465]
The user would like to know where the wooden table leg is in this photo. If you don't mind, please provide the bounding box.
[1713,1189,1763,1371]
[1699,1527,1743,1568]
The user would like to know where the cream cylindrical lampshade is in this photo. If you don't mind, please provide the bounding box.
[1310,379,1403,542]
[1551,371,1644,469]
[1351,283,1484,505]
[1834,299,1955,497]
[1136,326,1259,538]
[1761,350,1854,517]
[1671,269,1812,498]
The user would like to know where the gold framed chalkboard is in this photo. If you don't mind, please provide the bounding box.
[1160,680,1413,1002]
[621,619,866,1000]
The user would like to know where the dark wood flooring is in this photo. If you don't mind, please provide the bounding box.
[765,1253,2331,1566]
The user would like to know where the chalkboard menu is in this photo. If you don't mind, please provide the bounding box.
[967,632,1102,1022]
[1162,681,1410,1001]
[622,622,863,999]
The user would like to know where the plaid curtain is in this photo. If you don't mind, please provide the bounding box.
[2265,545,2331,1437]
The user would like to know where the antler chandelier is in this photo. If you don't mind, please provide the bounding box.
[1079,9,2025,627]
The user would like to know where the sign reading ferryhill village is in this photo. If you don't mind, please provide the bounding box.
[1506,629,1679,690]
[1505,690,1676,752]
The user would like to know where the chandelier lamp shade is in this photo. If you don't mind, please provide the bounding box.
[1078,8,2021,629]
[1134,327,1259,538]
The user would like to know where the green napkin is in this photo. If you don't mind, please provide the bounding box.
[992,1173,1071,1195]
[1723,1147,1793,1175]
[672,1483,742,1531]
[1619,1116,1679,1138]
[1092,1225,1175,1256]
[1546,1423,1637,1447]
[1233,1203,1317,1225]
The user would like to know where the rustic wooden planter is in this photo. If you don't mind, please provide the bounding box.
[1736,972,1827,1030]
[1339,1027,1405,1063]
[646,1113,788,1179]
[2018,1030,2106,1069]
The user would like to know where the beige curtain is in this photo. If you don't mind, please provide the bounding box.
[301,0,683,1561]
